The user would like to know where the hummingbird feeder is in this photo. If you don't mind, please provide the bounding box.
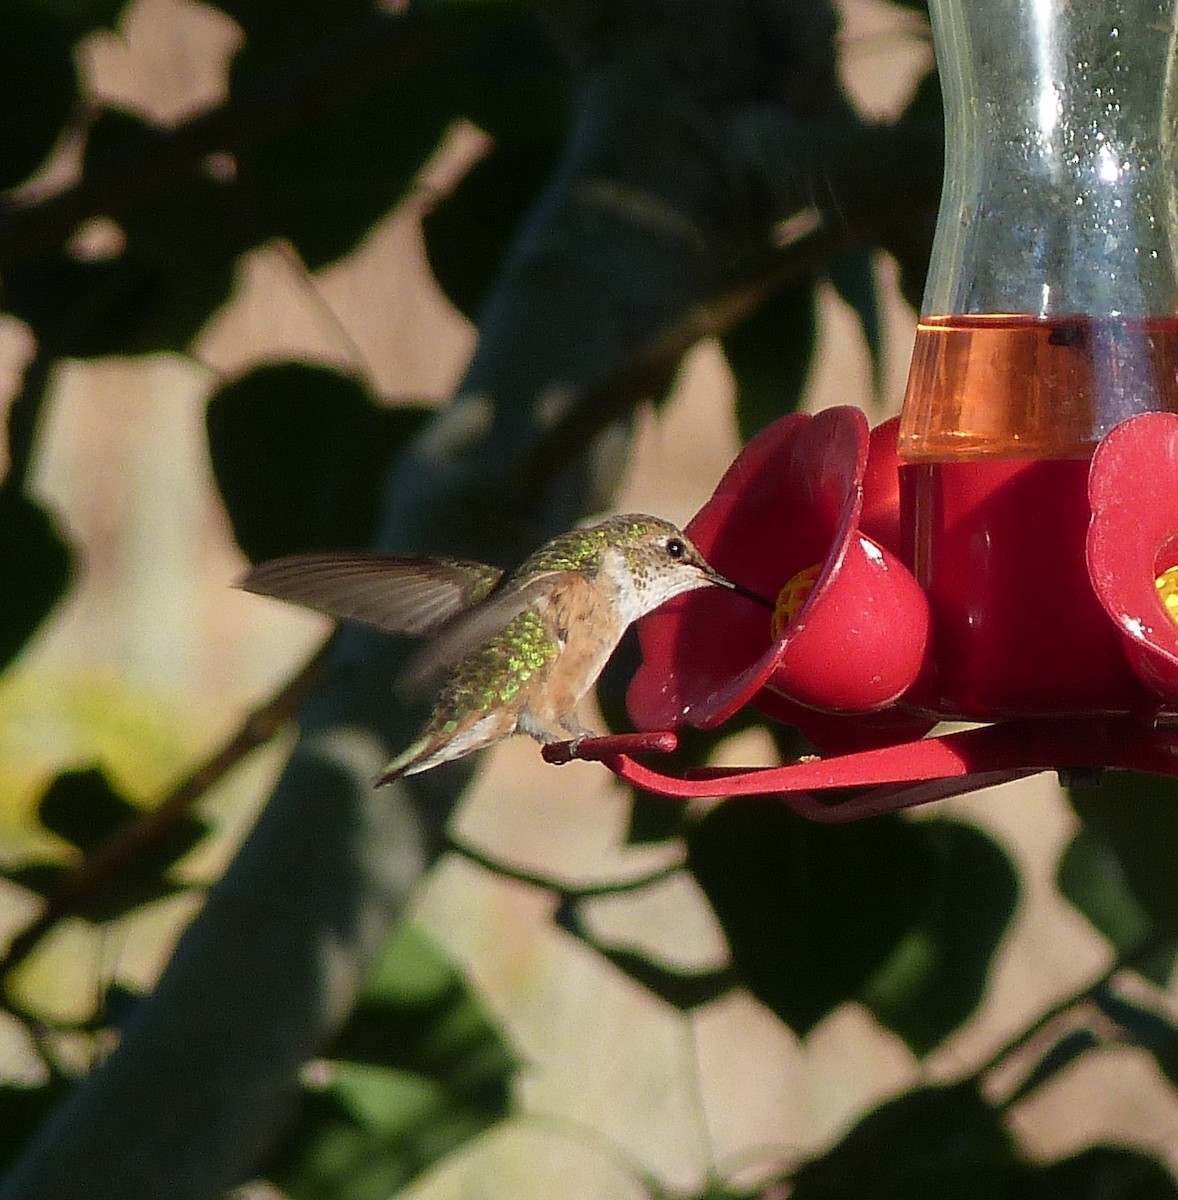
[548,0,1178,819]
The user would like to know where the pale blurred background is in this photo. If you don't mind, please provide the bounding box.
[2,0,1176,1193]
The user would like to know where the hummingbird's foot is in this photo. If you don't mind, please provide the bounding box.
[540,725,595,765]
[552,717,605,763]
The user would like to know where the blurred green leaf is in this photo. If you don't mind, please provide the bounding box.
[216,0,373,49]
[0,4,77,191]
[206,364,429,563]
[7,862,70,900]
[233,9,563,271]
[687,799,933,1036]
[82,111,248,262]
[625,790,689,846]
[0,487,73,671]
[0,1079,72,1177]
[888,71,941,309]
[72,108,248,353]
[722,280,816,442]
[37,768,140,853]
[1092,984,1178,1094]
[239,101,449,271]
[828,250,883,399]
[1,246,236,359]
[26,0,126,34]
[865,820,1018,1054]
[1005,1028,1100,1107]
[231,40,454,270]
[264,923,513,1200]
[328,922,515,1099]
[2,256,127,356]
[265,1080,506,1200]
[1063,774,1178,981]
[450,15,568,144]
[22,767,207,922]
[790,1082,1014,1200]
[423,137,559,321]
[1059,825,1156,949]
[1006,1146,1178,1200]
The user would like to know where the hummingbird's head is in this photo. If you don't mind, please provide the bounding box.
[596,515,770,622]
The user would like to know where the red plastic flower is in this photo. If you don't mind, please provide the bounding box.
[1088,411,1178,704]
[626,407,933,751]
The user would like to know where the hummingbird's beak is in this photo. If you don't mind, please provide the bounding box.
[706,568,776,612]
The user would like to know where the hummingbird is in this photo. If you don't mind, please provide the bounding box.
[239,514,771,784]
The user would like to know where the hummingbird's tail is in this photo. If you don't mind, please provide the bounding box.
[374,734,442,786]
[374,711,512,785]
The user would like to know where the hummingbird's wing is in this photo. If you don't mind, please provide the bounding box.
[238,554,504,636]
[402,569,579,689]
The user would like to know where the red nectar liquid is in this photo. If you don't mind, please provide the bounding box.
[897,315,1176,718]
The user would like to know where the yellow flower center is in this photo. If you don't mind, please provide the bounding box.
[771,564,822,639]
[1156,564,1178,625]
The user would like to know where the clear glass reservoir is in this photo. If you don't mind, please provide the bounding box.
[899,0,1178,461]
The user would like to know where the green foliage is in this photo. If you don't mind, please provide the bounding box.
[1061,772,1178,978]
[863,820,1018,1054]
[0,1078,73,1178]
[828,250,884,399]
[9,768,207,922]
[423,137,562,321]
[0,4,77,191]
[687,801,1014,1043]
[207,364,429,562]
[790,1083,1015,1199]
[1008,1146,1178,1200]
[0,488,73,671]
[231,63,452,272]
[723,280,816,441]
[1058,826,1160,963]
[4,104,247,356]
[23,0,126,36]
[262,924,515,1199]
[687,800,932,1034]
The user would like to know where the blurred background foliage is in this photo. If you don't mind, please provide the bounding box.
[1,0,1178,1197]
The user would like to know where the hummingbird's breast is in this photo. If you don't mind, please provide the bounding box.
[524,572,627,724]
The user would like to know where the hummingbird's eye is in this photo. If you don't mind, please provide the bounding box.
[665,537,686,560]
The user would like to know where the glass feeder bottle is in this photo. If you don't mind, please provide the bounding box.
[898,0,1178,719]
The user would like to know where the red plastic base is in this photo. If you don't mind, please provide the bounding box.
[547,719,1178,823]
